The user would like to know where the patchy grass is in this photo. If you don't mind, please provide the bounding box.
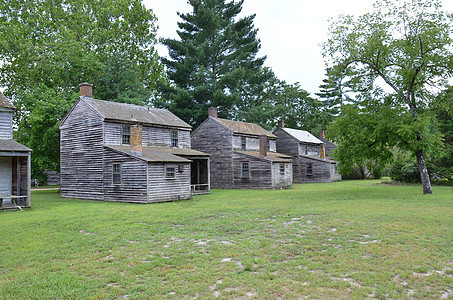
[1,180,452,299]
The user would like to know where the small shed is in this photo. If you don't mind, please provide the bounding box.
[0,92,32,210]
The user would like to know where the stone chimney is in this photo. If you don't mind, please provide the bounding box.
[130,125,143,156]
[259,135,267,157]
[319,130,326,139]
[320,143,326,160]
[208,107,218,118]
[278,120,285,129]
[79,83,93,98]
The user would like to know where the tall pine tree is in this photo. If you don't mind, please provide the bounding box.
[161,0,267,127]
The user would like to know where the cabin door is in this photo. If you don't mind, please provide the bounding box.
[0,156,12,195]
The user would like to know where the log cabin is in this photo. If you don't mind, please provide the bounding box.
[59,83,210,203]
[273,121,341,183]
[191,108,293,189]
[0,92,32,210]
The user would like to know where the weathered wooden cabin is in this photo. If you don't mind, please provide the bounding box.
[0,92,32,210]
[59,83,210,203]
[273,121,341,183]
[191,108,293,189]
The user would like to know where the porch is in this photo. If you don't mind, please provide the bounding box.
[0,150,31,210]
[190,157,210,195]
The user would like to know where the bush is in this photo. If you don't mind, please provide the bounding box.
[389,156,421,183]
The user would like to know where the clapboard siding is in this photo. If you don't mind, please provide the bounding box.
[104,121,191,149]
[232,135,277,152]
[0,156,12,194]
[60,99,105,200]
[148,163,191,202]
[192,118,234,189]
[271,162,293,189]
[232,153,273,189]
[298,143,320,156]
[103,148,148,203]
[296,156,332,183]
[0,111,12,140]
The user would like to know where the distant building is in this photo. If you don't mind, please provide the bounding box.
[59,83,210,203]
[274,121,341,183]
[191,108,293,189]
[0,92,32,209]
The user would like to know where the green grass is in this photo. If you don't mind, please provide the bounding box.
[1,180,452,299]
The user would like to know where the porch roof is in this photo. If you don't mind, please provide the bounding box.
[0,139,32,152]
[105,145,193,163]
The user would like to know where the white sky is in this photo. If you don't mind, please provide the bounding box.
[145,0,453,97]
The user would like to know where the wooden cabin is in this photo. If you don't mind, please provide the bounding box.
[273,121,341,183]
[0,92,32,210]
[59,83,210,203]
[191,108,293,189]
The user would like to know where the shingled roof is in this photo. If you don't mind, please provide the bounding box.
[234,150,292,163]
[83,98,191,129]
[0,139,31,152]
[0,92,15,110]
[212,117,276,138]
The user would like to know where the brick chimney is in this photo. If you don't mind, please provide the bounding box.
[278,120,285,129]
[130,125,143,156]
[259,135,267,158]
[319,130,326,139]
[79,83,93,98]
[320,143,326,160]
[208,107,218,118]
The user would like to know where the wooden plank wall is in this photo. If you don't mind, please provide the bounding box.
[148,163,191,203]
[298,143,320,156]
[0,156,11,194]
[60,100,105,200]
[104,121,191,148]
[103,148,148,203]
[232,135,277,152]
[271,162,293,189]
[296,156,332,183]
[0,111,12,139]
[191,118,234,189]
[232,153,273,189]
[274,129,301,182]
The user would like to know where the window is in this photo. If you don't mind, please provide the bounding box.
[166,167,175,179]
[241,162,249,177]
[122,125,131,145]
[304,145,308,155]
[241,137,246,150]
[307,163,313,176]
[113,163,121,184]
[266,140,270,151]
[171,130,178,147]
[280,163,285,174]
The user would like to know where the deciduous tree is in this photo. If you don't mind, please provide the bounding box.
[323,0,453,194]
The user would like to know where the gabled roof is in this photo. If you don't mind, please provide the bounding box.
[105,145,199,163]
[83,98,191,129]
[0,139,31,152]
[0,92,15,110]
[234,150,292,163]
[212,117,276,138]
[279,128,323,144]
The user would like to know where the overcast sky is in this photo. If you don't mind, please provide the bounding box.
[145,0,453,97]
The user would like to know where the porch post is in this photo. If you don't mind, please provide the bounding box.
[17,157,20,196]
[27,154,31,207]
[207,158,210,191]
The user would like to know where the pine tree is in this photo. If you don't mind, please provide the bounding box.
[161,0,267,127]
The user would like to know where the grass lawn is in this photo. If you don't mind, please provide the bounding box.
[1,180,452,299]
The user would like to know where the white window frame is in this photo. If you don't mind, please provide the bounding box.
[113,163,122,184]
[165,166,176,179]
[241,161,250,177]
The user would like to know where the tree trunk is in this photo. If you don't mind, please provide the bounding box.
[415,150,432,194]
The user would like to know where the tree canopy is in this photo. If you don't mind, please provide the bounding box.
[0,0,165,181]
[160,0,269,127]
[323,0,453,194]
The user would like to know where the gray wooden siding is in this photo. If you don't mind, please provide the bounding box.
[330,163,342,181]
[298,143,320,156]
[232,135,276,152]
[60,99,105,200]
[191,118,234,189]
[274,129,301,180]
[148,163,191,202]
[0,112,12,140]
[103,148,148,203]
[269,140,276,152]
[104,121,191,148]
[0,156,12,194]
[296,156,332,183]
[232,153,273,189]
[271,162,293,189]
